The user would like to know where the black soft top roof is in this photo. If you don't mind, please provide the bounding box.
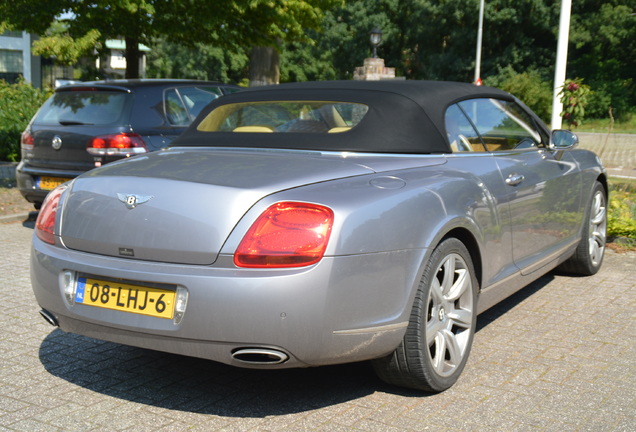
[173,80,514,154]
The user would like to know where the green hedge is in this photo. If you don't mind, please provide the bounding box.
[0,79,51,162]
[608,181,636,241]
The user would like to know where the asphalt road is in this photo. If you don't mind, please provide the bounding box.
[1,218,634,431]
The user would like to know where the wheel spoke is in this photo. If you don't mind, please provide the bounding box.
[440,257,456,295]
[447,308,473,329]
[427,318,444,346]
[430,277,444,305]
[592,229,606,245]
[442,329,462,367]
[589,232,606,264]
[591,206,606,226]
[446,268,469,302]
[431,333,447,373]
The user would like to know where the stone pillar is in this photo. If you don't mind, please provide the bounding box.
[354,57,396,81]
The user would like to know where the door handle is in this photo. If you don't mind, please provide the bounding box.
[505,173,525,186]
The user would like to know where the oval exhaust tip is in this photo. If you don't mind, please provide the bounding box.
[39,309,59,327]
[232,348,289,365]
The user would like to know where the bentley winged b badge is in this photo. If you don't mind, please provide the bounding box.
[117,193,154,209]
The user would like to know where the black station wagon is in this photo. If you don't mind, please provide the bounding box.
[16,79,240,208]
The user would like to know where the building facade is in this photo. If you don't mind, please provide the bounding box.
[1,31,149,88]
[0,30,41,87]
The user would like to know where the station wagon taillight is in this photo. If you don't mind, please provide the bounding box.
[21,130,34,151]
[36,185,67,245]
[87,133,148,156]
[234,202,334,268]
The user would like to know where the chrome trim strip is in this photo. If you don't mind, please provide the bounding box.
[333,321,409,335]
[168,146,450,159]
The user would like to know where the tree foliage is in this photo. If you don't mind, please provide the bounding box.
[278,0,561,83]
[0,0,340,78]
[1,0,633,120]
[277,0,634,120]
[483,66,552,122]
[569,0,635,120]
[0,79,51,162]
[146,38,249,85]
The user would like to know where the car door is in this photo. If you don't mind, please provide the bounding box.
[457,98,582,274]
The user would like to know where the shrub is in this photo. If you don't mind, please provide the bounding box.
[0,78,51,162]
[484,66,552,123]
[608,181,636,240]
[558,78,591,129]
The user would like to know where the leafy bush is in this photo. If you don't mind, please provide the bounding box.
[585,80,635,122]
[484,66,552,124]
[558,78,591,129]
[608,181,636,240]
[0,78,51,162]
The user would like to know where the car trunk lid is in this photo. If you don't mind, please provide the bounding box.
[59,148,379,265]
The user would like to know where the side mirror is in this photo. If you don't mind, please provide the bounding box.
[550,129,579,150]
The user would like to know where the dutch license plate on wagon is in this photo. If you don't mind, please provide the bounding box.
[75,277,176,319]
[37,176,71,190]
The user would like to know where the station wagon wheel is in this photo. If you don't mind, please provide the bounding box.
[559,181,607,275]
[373,238,477,392]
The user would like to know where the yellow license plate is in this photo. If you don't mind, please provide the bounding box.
[75,277,176,319]
[38,176,71,190]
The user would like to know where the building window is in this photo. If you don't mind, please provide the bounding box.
[0,49,23,83]
[0,30,23,38]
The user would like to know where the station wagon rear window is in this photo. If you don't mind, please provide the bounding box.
[196,101,369,134]
[34,91,131,126]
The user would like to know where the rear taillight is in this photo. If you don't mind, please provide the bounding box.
[235,202,334,268]
[87,133,148,156]
[21,130,34,151]
[35,185,67,245]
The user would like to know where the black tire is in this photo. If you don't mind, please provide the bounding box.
[372,238,478,392]
[559,181,607,276]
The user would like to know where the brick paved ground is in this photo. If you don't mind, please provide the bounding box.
[1,219,634,431]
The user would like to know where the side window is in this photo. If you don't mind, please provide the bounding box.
[164,89,189,126]
[444,104,484,152]
[458,98,543,151]
[177,86,223,118]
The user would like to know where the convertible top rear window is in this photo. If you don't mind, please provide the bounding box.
[197,101,369,134]
[174,81,520,154]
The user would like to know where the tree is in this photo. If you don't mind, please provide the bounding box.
[281,0,560,83]
[146,38,249,85]
[484,66,553,122]
[280,0,633,122]
[0,0,340,79]
[569,1,636,120]
[0,79,50,162]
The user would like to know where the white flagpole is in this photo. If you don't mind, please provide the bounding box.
[551,0,572,129]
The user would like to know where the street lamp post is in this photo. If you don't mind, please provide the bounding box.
[369,27,383,58]
[474,0,485,85]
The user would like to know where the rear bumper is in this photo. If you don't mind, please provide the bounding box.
[31,236,427,368]
[16,161,82,205]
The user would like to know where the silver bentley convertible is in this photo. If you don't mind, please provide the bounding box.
[31,80,607,392]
